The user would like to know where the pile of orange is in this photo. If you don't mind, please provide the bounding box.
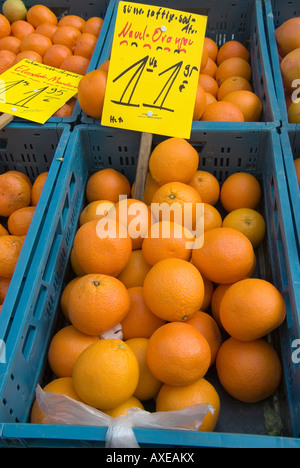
[274,16,300,123]
[0,170,48,309]
[0,4,104,117]
[77,36,263,122]
[33,137,285,431]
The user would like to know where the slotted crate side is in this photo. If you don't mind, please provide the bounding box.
[0,123,72,417]
[0,125,300,447]
[0,0,116,125]
[263,0,300,128]
[80,0,280,127]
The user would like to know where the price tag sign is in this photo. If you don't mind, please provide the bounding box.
[0,59,82,124]
[102,1,207,138]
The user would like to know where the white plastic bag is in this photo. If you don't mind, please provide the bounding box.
[35,385,215,448]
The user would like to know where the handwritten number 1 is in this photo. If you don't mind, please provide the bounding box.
[111,55,149,107]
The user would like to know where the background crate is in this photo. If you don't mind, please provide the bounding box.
[0,0,116,126]
[80,0,281,128]
[0,124,299,447]
[264,0,300,128]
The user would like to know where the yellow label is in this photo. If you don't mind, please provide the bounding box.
[102,1,207,138]
[0,59,82,124]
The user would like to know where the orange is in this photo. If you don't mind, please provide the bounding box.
[0,172,31,216]
[220,172,262,212]
[5,170,32,188]
[288,101,300,124]
[219,278,286,341]
[58,15,86,32]
[31,172,48,206]
[85,168,131,204]
[82,17,103,37]
[146,322,211,386]
[211,283,233,328]
[20,33,52,58]
[26,5,58,28]
[192,227,255,284]
[53,97,76,117]
[204,37,218,62]
[222,207,266,248]
[132,171,159,205]
[0,49,16,73]
[121,286,166,340]
[0,14,11,38]
[14,50,42,64]
[126,337,163,400]
[151,181,202,231]
[217,40,250,65]
[60,276,81,321]
[73,218,132,277]
[74,32,97,59]
[104,396,144,417]
[117,249,151,288]
[193,82,207,120]
[108,197,152,250]
[30,377,83,424]
[143,258,205,322]
[294,158,300,189]
[78,68,107,119]
[0,223,8,236]
[7,205,35,236]
[35,22,58,40]
[98,59,110,72]
[203,203,223,232]
[222,90,263,122]
[0,235,25,279]
[156,377,220,432]
[201,101,244,122]
[186,311,222,365]
[47,324,100,377]
[198,74,219,98]
[52,25,81,51]
[275,17,300,57]
[215,57,252,86]
[205,92,217,107]
[43,44,72,68]
[70,247,85,276]
[188,170,220,205]
[201,275,214,311]
[142,221,194,265]
[217,76,253,100]
[72,338,139,410]
[0,36,21,55]
[79,200,114,225]
[60,55,90,75]
[11,20,35,40]
[148,137,199,186]
[201,57,218,77]
[280,49,300,92]
[216,337,282,403]
[67,273,130,336]
[200,45,209,72]
[0,276,10,304]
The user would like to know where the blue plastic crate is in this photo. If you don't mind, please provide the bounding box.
[0,0,116,126]
[0,124,299,447]
[80,0,281,128]
[264,0,300,128]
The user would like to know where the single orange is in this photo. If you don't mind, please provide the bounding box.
[13,50,42,64]
[156,377,220,432]
[186,311,223,365]
[193,82,207,120]
[215,57,252,86]
[7,205,35,236]
[20,32,52,58]
[58,15,86,32]
[201,57,218,77]
[0,36,21,55]
[188,170,220,205]
[0,14,11,38]
[0,172,31,216]
[78,68,107,119]
[79,200,114,225]
[82,17,103,37]
[117,249,151,288]
[11,20,35,40]
[217,40,250,65]
[73,218,132,277]
[60,55,90,75]
[74,32,97,59]
[192,227,255,284]
[204,37,218,62]
[198,73,219,98]
[203,203,223,232]
[53,97,76,117]
[222,90,263,122]
[26,5,58,28]
[220,172,262,212]
[31,172,48,206]
[43,44,72,68]
[52,25,81,51]
[143,258,205,322]
[121,286,166,340]
[146,322,211,386]
[103,396,144,417]
[216,337,282,403]
[0,49,16,73]
[201,101,245,122]
[35,22,58,40]
[60,276,81,321]
[0,235,25,279]
[222,207,266,248]
[219,278,286,341]
[131,171,160,205]
[217,76,253,100]
[85,168,131,204]
[148,137,199,186]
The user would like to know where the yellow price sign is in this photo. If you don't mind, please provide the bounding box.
[0,59,82,124]
[102,1,207,138]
